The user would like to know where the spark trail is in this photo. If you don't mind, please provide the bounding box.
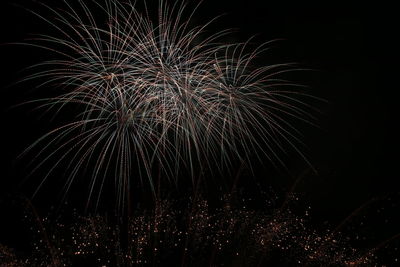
[20,0,316,209]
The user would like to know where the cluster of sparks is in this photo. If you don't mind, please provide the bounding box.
[20,0,315,208]
[0,197,382,266]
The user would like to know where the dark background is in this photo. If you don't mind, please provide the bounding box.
[0,0,398,260]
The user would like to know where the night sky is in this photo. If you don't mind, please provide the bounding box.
[0,0,399,265]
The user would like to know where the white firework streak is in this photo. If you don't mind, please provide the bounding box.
[19,0,317,210]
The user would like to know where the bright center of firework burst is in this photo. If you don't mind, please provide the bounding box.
[104,73,118,82]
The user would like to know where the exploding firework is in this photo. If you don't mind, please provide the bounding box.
[19,0,316,209]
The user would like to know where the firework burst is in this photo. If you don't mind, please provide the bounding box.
[19,0,316,209]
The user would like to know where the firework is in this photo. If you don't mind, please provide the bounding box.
[20,0,315,209]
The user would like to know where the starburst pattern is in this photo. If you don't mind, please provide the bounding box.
[20,0,315,208]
